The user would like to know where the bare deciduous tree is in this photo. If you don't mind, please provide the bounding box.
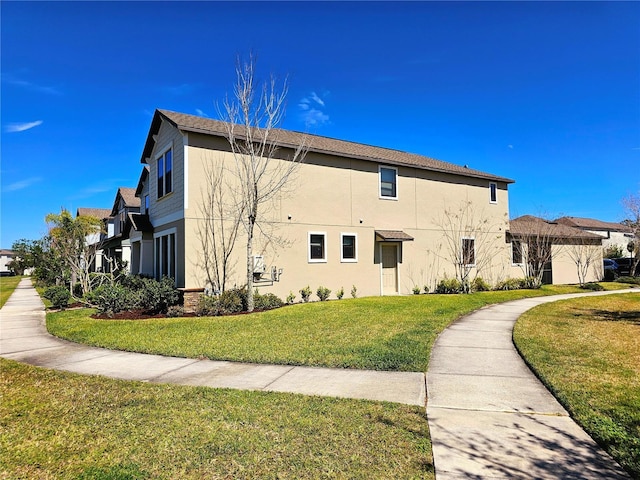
[219,54,306,311]
[622,191,640,275]
[433,200,508,292]
[509,215,560,287]
[566,239,603,286]
[196,159,242,294]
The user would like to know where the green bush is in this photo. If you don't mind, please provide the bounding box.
[495,278,526,291]
[88,284,129,317]
[471,277,491,292]
[435,278,462,294]
[351,285,358,298]
[137,276,180,314]
[166,306,185,317]
[254,292,284,310]
[336,287,344,300]
[617,276,640,286]
[581,282,604,291]
[412,285,421,295]
[43,286,71,309]
[286,291,296,304]
[316,286,331,301]
[300,286,312,303]
[423,285,430,294]
[217,289,244,315]
[196,294,218,316]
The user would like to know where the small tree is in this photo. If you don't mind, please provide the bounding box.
[45,208,103,296]
[7,238,38,275]
[219,54,306,311]
[566,239,603,286]
[196,159,242,293]
[622,191,640,276]
[433,201,508,293]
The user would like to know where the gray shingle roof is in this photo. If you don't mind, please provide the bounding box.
[509,215,603,241]
[142,109,514,184]
[76,208,112,220]
[555,216,633,233]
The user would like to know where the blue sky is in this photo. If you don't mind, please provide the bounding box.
[2,1,639,248]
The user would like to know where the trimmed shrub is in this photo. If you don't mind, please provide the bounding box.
[336,287,345,300]
[137,276,181,314]
[423,285,430,294]
[286,291,296,304]
[217,289,243,315]
[254,292,284,310]
[316,286,331,301]
[43,285,71,309]
[196,294,219,316]
[412,285,421,295]
[435,278,462,294]
[88,283,129,317]
[581,282,604,291]
[495,278,525,291]
[617,276,640,286]
[472,277,491,292]
[351,285,358,298]
[300,286,312,303]
[166,306,185,317]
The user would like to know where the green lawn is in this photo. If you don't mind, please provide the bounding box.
[0,275,22,308]
[514,293,640,478]
[0,358,433,480]
[46,285,600,372]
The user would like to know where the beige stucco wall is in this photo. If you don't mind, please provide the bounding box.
[180,131,514,297]
[550,243,603,284]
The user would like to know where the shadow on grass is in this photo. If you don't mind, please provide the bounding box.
[574,309,640,325]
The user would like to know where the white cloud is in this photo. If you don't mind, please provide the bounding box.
[195,108,209,117]
[5,177,42,192]
[5,120,43,133]
[299,91,330,128]
[508,145,514,149]
[2,74,62,95]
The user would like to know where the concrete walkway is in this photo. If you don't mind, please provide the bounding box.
[0,278,425,406]
[427,289,637,479]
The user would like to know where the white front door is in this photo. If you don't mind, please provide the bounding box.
[381,244,399,295]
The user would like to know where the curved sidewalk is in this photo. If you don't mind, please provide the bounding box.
[0,279,425,406]
[427,289,636,480]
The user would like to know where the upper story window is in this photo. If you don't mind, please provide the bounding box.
[308,232,327,263]
[489,182,498,204]
[379,166,398,199]
[144,195,150,214]
[341,233,357,262]
[157,148,173,199]
[462,237,476,266]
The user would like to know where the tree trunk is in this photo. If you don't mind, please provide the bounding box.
[246,218,255,312]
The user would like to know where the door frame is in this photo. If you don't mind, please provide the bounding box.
[379,242,400,295]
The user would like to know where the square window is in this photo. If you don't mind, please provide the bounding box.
[379,166,397,199]
[309,233,326,262]
[341,234,357,262]
[489,182,498,203]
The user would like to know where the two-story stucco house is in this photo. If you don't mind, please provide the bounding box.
[131,109,518,299]
[555,216,634,254]
[101,187,140,272]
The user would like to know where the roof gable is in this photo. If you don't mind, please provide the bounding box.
[141,109,514,184]
[555,216,632,233]
[510,215,603,241]
[110,187,140,216]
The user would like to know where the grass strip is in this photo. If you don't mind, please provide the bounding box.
[45,284,615,372]
[0,358,433,479]
[513,293,640,478]
[0,275,22,308]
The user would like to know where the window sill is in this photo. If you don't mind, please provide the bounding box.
[157,191,174,201]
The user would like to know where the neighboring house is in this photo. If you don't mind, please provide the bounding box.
[555,216,635,254]
[508,215,603,284]
[135,109,517,298]
[101,187,140,272]
[76,208,112,272]
[0,249,15,275]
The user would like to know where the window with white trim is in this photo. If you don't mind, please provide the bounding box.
[512,240,523,265]
[489,182,498,204]
[341,233,357,262]
[379,166,398,199]
[308,232,327,262]
[157,148,173,198]
[462,237,476,266]
[155,231,176,281]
